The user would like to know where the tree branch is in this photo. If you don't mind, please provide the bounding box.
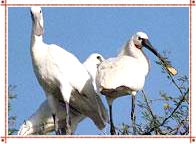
[142,62,189,135]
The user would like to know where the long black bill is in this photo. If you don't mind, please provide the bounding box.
[142,39,177,76]
[142,39,165,64]
[30,12,43,36]
[30,11,34,22]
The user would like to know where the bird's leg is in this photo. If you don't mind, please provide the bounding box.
[55,101,71,135]
[65,102,72,135]
[131,95,136,135]
[58,120,67,135]
[109,104,116,135]
[47,94,62,135]
[58,128,66,135]
[52,114,60,135]
[60,83,72,135]
[106,97,116,135]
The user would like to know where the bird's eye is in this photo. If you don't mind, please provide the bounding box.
[40,10,42,14]
[97,56,101,60]
[138,37,142,40]
[96,55,103,63]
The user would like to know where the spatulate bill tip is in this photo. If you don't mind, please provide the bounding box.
[166,65,177,76]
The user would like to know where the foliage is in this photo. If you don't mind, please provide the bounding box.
[12,52,189,135]
[117,52,189,135]
[8,85,18,135]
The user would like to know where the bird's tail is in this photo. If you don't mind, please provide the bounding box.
[95,94,109,127]
[70,86,108,130]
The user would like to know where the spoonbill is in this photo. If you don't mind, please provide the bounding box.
[30,7,107,134]
[18,53,105,135]
[96,32,177,135]
[17,100,85,135]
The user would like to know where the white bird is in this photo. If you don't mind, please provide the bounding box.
[96,32,171,135]
[17,100,85,135]
[83,53,104,91]
[18,53,106,135]
[30,7,107,134]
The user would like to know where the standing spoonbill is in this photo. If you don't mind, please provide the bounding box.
[96,32,177,135]
[18,53,106,135]
[30,7,107,134]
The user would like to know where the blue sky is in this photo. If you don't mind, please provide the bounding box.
[8,7,189,135]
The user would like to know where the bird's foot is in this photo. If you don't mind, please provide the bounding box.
[52,114,61,135]
[52,114,57,132]
[65,127,72,135]
[110,124,116,135]
[65,119,72,135]
[65,102,72,135]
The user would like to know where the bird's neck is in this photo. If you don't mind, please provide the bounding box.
[31,20,44,46]
[30,35,44,61]
[30,22,47,66]
[31,35,43,46]
[31,34,43,45]
[118,40,131,57]
[118,40,150,76]
[30,21,44,52]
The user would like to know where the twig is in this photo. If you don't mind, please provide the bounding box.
[131,96,136,135]
[141,90,161,134]
[141,90,156,120]
[142,88,188,135]
[142,63,189,135]
[161,60,184,95]
[169,117,189,134]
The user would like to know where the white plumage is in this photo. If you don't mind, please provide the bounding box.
[30,7,107,134]
[97,56,146,93]
[96,32,165,134]
[83,53,104,91]
[17,100,85,135]
[97,32,150,96]
[18,53,106,135]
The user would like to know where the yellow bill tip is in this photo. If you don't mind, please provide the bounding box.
[166,65,177,76]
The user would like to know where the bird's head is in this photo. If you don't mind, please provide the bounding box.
[30,7,44,36]
[132,31,165,61]
[132,32,149,49]
[131,32,163,60]
[132,32,177,75]
[17,120,33,135]
[85,53,105,68]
